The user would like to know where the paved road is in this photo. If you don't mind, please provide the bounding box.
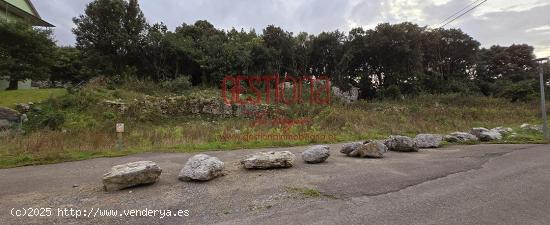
[1,144,549,225]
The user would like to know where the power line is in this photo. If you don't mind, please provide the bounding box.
[437,0,482,27]
[440,0,488,28]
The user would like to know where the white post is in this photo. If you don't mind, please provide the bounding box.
[539,63,549,140]
[116,123,125,150]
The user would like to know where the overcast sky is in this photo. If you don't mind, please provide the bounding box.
[33,0,550,57]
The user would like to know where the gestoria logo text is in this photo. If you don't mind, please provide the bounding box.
[221,74,331,105]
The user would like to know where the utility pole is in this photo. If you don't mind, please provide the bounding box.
[535,57,549,140]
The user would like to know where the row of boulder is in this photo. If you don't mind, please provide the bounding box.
[103,151,298,191]
[102,126,517,192]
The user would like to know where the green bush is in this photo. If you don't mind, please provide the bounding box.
[382,85,402,100]
[499,79,538,102]
[160,76,192,94]
[25,110,66,131]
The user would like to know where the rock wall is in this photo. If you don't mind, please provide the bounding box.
[332,86,359,103]
[105,96,284,118]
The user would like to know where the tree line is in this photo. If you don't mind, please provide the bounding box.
[1,0,548,101]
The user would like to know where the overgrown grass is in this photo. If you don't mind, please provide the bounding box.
[0,85,548,169]
[0,88,67,108]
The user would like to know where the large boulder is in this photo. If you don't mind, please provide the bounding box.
[241,151,296,169]
[469,127,490,138]
[0,107,20,121]
[520,123,543,133]
[0,119,11,130]
[414,134,443,148]
[444,132,479,143]
[302,145,330,164]
[102,161,162,192]
[385,135,419,152]
[478,130,502,141]
[346,141,387,158]
[178,154,225,181]
[15,103,33,113]
[491,127,513,135]
[340,142,363,155]
[0,107,20,130]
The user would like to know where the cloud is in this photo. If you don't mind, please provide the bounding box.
[31,0,550,57]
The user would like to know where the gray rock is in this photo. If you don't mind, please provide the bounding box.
[0,107,20,122]
[520,123,543,133]
[340,142,363,155]
[15,103,32,113]
[478,130,502,141]
[491,127,513,135]
[0,107,21,131]
[444,132,479,142]
[241,151,296,169]
[20,114,28,122]
[302,145,330,164]
[0,119,11,130]
[469,127,490,138]
[443,135,459,143]
[347,141,387,158]
[414,134,443,148]
[385,135,419,152]
[102,161,162,192]
[178,154,225,181]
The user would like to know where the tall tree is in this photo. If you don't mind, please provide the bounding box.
[72,0,148,76]
[142,23,177,81]
[262,25,295,75]
[171,20,228,85]
[308,31,345,86]
[421,28,480,93]
[0,21,56,90]
[475,44,537,96]
[361,23,425,97]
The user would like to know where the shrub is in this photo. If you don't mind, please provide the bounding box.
[382,85,402,100]
[499,79,538,102]
[25,110,66,131]
[161,76,192,94]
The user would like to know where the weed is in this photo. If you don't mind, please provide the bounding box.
[285,187,338,199]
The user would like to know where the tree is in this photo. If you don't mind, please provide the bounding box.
[356,23,425,98]
[309,31,345,81]
[142,23,177,81]
[420,28,480,93]
[73,0,147,76]
[0,20,56,90]
[170,20,228,85]
[262,25,295,75]
[476,44,537,96]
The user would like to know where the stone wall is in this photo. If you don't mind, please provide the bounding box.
[104,96,284,118]
[332,86,359,103]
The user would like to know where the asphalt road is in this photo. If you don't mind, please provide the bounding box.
[1,144,549,225]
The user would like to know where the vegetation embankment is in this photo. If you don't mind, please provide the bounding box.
[0,79,547,169]
[1,0,549,168]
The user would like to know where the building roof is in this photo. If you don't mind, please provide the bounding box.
[1,0,54,27]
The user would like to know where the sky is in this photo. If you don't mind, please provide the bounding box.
[33,0,550,57]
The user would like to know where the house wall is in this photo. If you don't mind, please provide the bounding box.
[0,80,33,91]
[0,6,19,21]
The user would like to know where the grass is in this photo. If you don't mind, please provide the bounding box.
[0,84,549,169]
[286,187,338,199]
[0,88,67,108]
[286,187,322,198]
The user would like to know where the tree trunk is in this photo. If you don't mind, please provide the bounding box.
[6,79,18,90]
